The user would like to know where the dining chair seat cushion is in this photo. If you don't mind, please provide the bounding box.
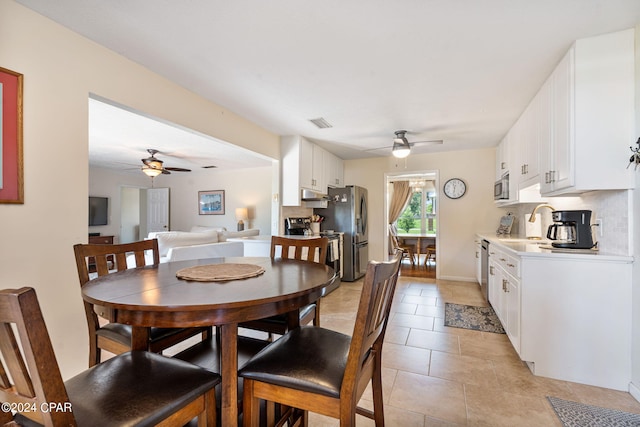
[97,323,194,346]
[239,326,351,398]
[64,351,221,427]
[173,335,271,374]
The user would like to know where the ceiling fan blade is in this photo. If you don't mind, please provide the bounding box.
[164,167,191,172]
[411,139,444,145]
[161,169,171,175]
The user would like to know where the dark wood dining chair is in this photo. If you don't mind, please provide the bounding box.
[238,252,402,426]
[73,239,211,366]
[240,236,330,337]
[0,287,219,427]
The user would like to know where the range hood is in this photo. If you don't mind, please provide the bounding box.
[301,188,329,201]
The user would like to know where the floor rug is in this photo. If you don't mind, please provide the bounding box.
[547,396,640,427]
[443,303,505,334]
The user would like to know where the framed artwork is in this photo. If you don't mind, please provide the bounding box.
[0,66,24,204]
[198,190,225,215]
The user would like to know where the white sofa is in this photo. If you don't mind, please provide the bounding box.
[129,226,260,265]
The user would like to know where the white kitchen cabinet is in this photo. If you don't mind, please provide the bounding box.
[487,247,521,354]
[519,255,632,390]
[516,82,543,189]
[496,29,635,199]
[495,136,509,180]
[480,235,633,391]
[539,29,635,195]
[281,135,344,205]
[325,152,344,188]
[474,239,482,285]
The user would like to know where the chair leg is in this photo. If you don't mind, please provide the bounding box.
[371,359,385,426]
[89,339,100,367]
[242,379,260,427]
[313,300,320,327]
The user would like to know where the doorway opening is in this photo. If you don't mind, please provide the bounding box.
[385,170,439,278]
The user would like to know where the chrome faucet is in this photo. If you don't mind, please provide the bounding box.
[528,204,556,222]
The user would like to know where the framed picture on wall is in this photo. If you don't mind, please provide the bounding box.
[0,66,24,204]
[198,190,225,215]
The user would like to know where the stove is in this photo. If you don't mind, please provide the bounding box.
[284,217,311,235]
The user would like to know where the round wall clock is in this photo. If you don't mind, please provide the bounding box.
[443,178,466,199]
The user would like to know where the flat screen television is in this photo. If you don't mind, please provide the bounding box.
[89,196,108,226]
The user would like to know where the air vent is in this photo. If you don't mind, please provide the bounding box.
[309,117,333,129]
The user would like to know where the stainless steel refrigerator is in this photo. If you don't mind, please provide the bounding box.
[314,185,368,281]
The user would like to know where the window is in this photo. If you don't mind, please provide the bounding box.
[395,181,437,234]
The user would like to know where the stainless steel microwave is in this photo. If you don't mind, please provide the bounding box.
[494,174,509,200]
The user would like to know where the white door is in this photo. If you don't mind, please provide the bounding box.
[140,187,169,237]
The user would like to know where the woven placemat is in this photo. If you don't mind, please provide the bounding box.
[176,263,265,282]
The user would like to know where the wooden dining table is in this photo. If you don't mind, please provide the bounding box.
[81,256,337,426]
[397,233,436,264]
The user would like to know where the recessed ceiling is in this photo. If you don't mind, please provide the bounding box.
[17,0,640,161]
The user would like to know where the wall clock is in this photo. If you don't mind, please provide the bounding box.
[443,178,466,199]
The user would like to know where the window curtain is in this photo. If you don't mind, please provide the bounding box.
[388,180,412,253]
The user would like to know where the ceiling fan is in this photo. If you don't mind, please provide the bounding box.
[388,130,443,158]
[141,149,191,177]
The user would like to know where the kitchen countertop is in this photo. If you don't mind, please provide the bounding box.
[477,233,633,262]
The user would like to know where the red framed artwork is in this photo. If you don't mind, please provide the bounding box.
[0,66,24,204]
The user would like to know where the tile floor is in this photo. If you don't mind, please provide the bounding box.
[308,267,640,426]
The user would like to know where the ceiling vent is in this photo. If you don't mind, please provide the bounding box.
[309,117,333,129]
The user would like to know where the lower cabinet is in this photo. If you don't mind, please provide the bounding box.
[488,241,632,391]
[488,247,520,354]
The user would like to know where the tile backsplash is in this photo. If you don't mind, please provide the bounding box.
[500,190,631,255]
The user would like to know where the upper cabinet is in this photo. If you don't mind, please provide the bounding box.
[281,135,345,206]
[325,152,344,188]
[497,28,635,201]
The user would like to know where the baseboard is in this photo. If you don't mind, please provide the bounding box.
[438,275,477,283]
[630,381,640,403]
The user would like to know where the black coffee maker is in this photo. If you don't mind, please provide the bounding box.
[547,210,595,249]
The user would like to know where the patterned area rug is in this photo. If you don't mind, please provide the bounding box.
[444,303,505,334]
[547,396,640,427]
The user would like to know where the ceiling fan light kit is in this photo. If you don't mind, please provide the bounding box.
[142,165,163,177]
[140,148,191,177]
[391,130,411,158]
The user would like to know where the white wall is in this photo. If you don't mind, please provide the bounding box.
[89,167,151,241]
[167,166,274,234]
[631,22,640,402]
[344,147,503,281]
[89,166,274,239]
[0,0,279,378]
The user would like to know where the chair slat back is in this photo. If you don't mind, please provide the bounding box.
[270,236,328,264]
[73,239,160,286]
[0,287,76,426]
[342,252,402,397]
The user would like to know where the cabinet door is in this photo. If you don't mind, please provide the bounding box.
[299,137,314,190]
[326,153,344,188]
[487,257,500,313]
[505,275,521,354]
[311,144,325,190]
[475,241,482,285]
[496,137,509,180]
[550,47,574,192]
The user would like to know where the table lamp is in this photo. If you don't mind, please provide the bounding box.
[235,207,248,231]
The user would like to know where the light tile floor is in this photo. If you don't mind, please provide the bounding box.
[309,273,640,426]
